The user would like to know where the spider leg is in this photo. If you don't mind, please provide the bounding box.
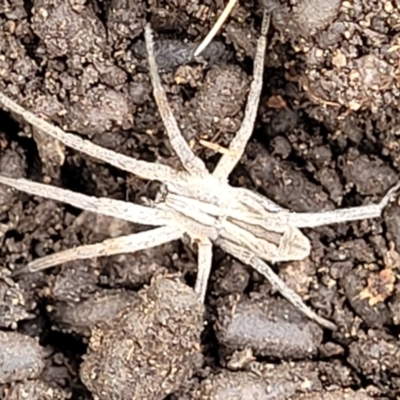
[0,91,182,183]
[235,187,284,214]
[213,11,270,179]
[286,180,400,228]
[14,226,183,274]
[0,175,177,226]
[144,24,208,176]
[217,238,337,330]
[194,237,213,302]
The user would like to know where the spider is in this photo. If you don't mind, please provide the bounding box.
[0,13,399,331]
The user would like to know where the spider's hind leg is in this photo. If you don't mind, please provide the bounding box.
[217,238,337,330]
[287,180,400,229]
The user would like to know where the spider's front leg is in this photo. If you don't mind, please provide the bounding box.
[0,92,183,184]
[213,11,270,179]
[0,175,175,226]
[144,24,208,176]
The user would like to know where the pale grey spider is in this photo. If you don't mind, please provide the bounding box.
[0,13,399,331]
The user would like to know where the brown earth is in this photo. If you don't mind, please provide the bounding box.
[1,0,400,399]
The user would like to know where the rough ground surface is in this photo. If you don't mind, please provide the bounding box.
[0,0,400,399]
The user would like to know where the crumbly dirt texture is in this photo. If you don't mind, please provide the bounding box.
[1,0,400,399]
[80,275,204,400]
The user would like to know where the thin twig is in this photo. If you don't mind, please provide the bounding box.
[194,0,238,57]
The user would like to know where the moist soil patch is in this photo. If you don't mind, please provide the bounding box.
[1,1,400,399]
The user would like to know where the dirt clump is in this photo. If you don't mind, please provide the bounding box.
[80,275,204,400]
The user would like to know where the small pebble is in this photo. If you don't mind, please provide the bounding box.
[216,295,323,360]
[0,331,44,384]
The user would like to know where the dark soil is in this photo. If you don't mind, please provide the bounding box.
[1,0,400,399]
